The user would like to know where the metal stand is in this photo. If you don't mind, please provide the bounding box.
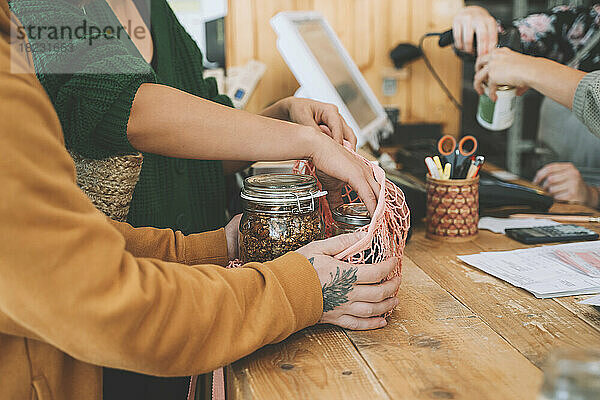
[505,0,529,175]
[507,96,536,173]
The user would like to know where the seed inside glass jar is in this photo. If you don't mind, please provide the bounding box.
[239,174,326,263]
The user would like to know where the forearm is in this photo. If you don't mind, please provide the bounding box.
[2,243,321,376]
[110,220,229,265]
[525,57,586,109]
[224,98,295,174]
[128,84,317,161]
[223,97,320,174]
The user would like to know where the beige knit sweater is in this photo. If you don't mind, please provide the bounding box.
[573,70,600,138]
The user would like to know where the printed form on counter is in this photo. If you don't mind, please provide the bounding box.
[458,241,600,298]
[579,294,600,306]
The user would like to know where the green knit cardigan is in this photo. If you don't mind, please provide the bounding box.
[10,0,233,234]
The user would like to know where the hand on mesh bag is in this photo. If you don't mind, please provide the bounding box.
[296,231,401,330]
[315,170,345,212]
[313,125,379,214]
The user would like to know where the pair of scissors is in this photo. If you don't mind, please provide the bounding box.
[437,135,478,179]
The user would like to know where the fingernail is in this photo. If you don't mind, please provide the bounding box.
[379,319,387,327]
[394,298,400,306]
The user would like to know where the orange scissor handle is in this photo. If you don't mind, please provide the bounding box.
[437,135,457,156]
[458,135,478,157]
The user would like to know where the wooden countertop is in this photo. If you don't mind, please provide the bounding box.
[226,202,600,400]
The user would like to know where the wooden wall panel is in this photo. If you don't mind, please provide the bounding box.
[352,0,374,69]
[411,0,463,134]
[226,0,254,67]
[384,0,412,124]
[226,0,464,135]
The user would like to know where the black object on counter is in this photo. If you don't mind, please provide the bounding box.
[437,26,523,60]
[505,225,599,245]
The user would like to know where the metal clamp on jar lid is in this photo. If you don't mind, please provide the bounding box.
[332,203,371,233]
[241,174,327,214]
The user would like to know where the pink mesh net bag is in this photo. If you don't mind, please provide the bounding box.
[293,146,411,281]
[190,146,411,400]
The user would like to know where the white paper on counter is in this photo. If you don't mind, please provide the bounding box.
[478,217,560,234]
[579,294,600,306]
[458,241,600,298]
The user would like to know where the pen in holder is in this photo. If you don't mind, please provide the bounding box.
[426,175,479,242]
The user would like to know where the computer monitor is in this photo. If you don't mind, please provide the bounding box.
[271,12,392,148]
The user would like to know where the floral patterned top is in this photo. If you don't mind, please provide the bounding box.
[506,5,600,138]
[511,4,600,72]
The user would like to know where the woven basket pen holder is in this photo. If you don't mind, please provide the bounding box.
[426,175,479,242]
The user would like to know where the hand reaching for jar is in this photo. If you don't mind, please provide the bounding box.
[309,131,380,215]
[314,125,347,211]
[316,170,345,211]
[474,47,531,101]
[260,102,381,213]
[261,97,358,150]
[296,232,401,330]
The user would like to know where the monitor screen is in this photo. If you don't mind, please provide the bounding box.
[294,19,378,129]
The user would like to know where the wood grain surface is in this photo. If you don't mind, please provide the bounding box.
[407,225,600,368]
[227,325,389,400]
[345,258,542,400]
[227,201,600,399]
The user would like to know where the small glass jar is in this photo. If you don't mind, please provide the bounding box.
[332,203,371,235]
[538,348,600,400]
[239,174,326,263]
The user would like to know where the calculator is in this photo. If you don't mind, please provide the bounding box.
[505,225,599,245]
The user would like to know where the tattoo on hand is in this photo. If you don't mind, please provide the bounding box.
[322,266,358,313]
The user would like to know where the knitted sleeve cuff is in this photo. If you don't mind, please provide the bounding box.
[573,71,600,138]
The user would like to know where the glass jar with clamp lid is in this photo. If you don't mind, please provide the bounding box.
[239,174,326,263]
[332,203,371,235]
